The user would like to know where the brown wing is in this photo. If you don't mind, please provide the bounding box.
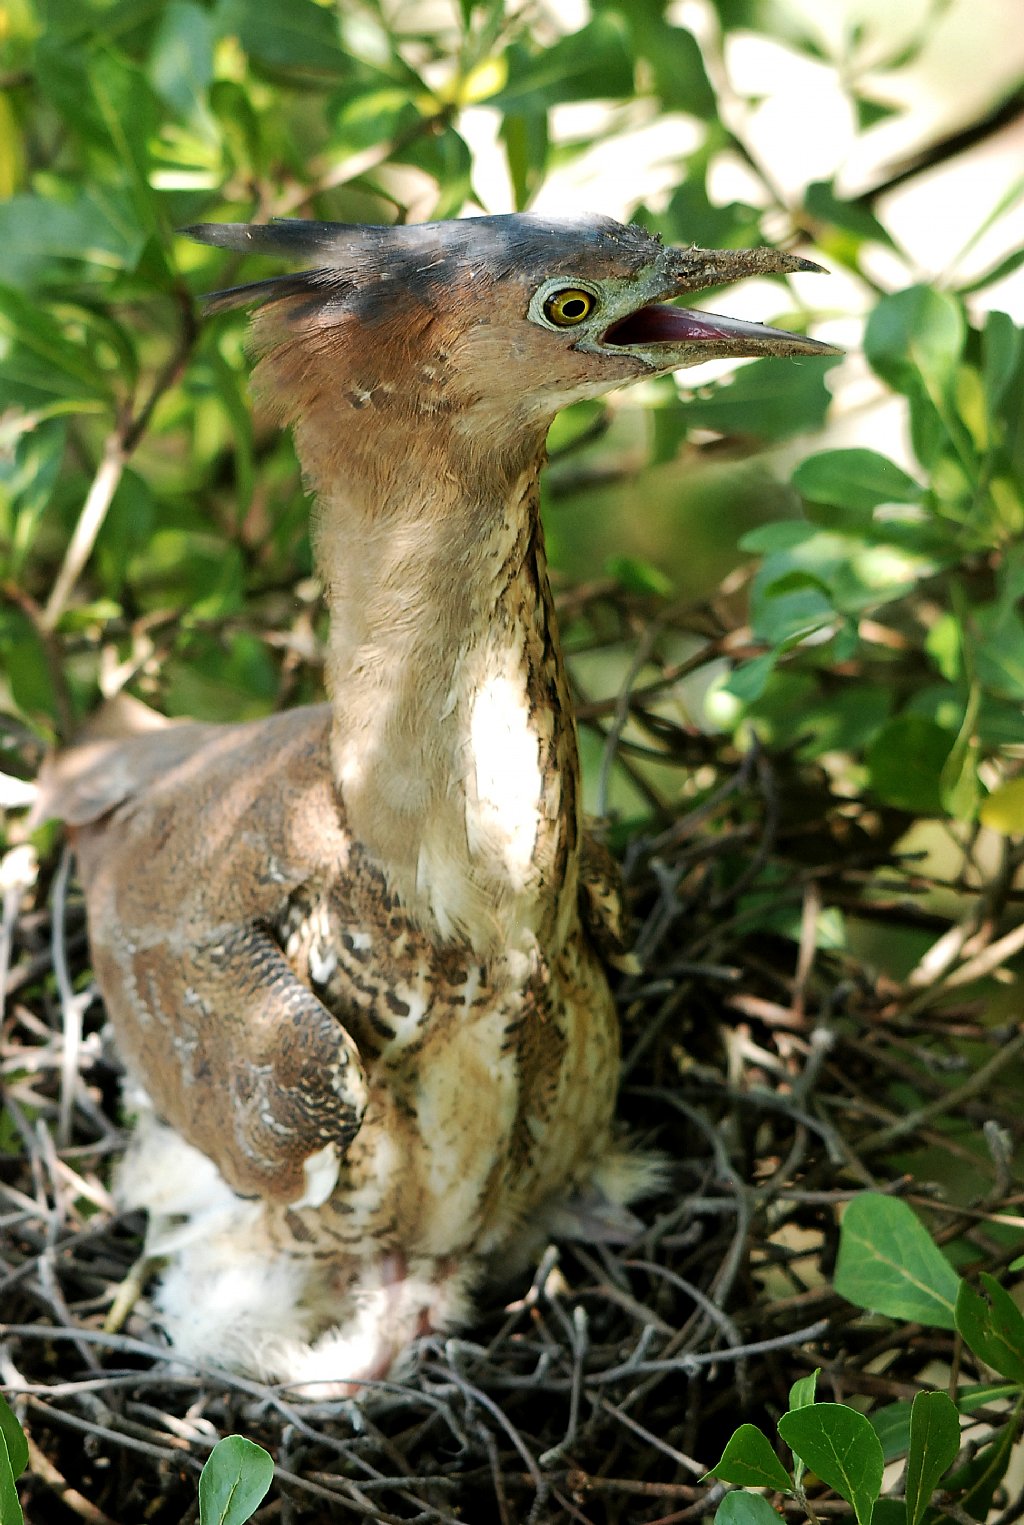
[49,702,369,1204]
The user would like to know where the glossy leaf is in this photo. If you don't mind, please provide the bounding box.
[905,1392,960,1525]
[834,1193,961,1330]
[778,1403,883,1525]
[705,1423,793,1492]
[198,1435,274,1525]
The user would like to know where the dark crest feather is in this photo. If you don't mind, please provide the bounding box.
[185,222,366,315]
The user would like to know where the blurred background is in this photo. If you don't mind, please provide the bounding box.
[1,0,1021,724]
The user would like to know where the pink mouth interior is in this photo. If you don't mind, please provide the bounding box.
[603,304,732,346]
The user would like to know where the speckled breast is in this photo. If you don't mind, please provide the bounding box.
[272,863,621,1264]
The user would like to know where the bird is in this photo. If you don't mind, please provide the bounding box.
[37,213,836,1392]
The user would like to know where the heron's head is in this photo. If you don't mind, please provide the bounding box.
[187,213,837,465]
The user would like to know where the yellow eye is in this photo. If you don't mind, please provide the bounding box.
[543,288,596,327]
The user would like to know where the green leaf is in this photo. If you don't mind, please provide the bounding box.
[499,110,549,210]
[872,1401,915,1465]
[705,1424,793,1492]
[661,177,761,253]
[866,715,955,815]
[873,1383,1019,1464]
[741,521,814,555]
[149,0,217,118]
[606,554,673,597]
[981,310,1022,408]
[872,1502,907,1525]
[789,1369,820,1412]
[720,650,778,706]
[905,1392,960,1525]
[0,416,66,578]
[0,1397,27,1480]
[198,1436,274,1525]
[787,1368,819,1487]
[0,285,114,408]
[714,1493,787,1525]
[955,1276,1024,1383]
[834,1194,961,1330]
[0,188,148,290]
[495,15,634,111]
[0,1431,24,1525]
[0,607,57,720]
[215,0,351,72]
[35,44,162,226]
[865,287,965,399]
[679,355,840,441]
[792,450,922,515]
[805,180,897,249]
[612,0,715,115]
[752,572,834,646]
[778,1404,884,1525]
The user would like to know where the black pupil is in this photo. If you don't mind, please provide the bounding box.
[561,297,587,317]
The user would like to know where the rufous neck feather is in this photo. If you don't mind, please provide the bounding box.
[247,288,584,955]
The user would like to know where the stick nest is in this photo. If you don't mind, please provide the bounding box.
[3,582,1023,1525]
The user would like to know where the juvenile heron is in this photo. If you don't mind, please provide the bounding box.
[39,213,836,1390]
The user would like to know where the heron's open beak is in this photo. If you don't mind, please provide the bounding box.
[602,244,841,363]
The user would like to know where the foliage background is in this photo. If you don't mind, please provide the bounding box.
[2,0,1024,1521]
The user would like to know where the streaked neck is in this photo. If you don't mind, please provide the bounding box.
[313,437,580,955]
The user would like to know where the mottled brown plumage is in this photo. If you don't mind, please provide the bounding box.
[38,214,836,1390]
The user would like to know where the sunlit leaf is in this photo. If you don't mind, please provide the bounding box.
[865,287,965,398]
[979,776,1024,833]
[793,450,922,514]
[678,355,840,441]
[834,1194,961,1330]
